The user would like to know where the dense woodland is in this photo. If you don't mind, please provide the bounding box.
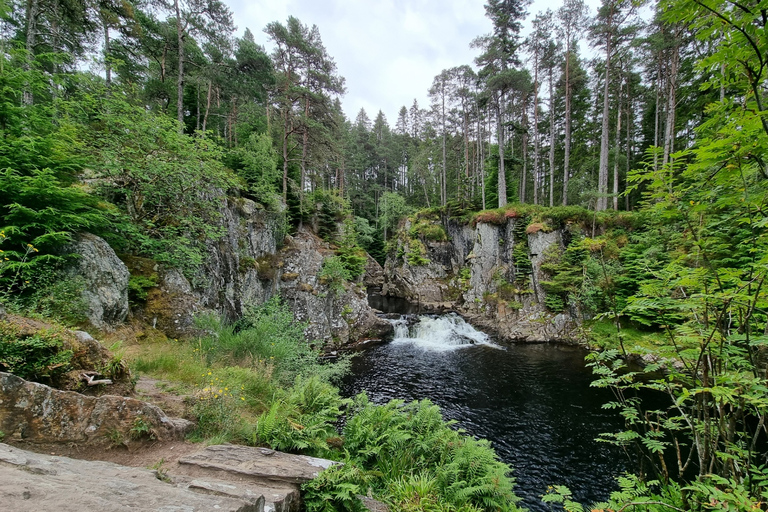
[0,0,731,239]
[3,0,768,510]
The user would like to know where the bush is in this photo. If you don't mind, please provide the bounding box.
[252,376,348,457]
[316,395,521,512]
[409,220,448,242]
[318,256,352,294]
[0,322,73,384]
[197,297,350,384]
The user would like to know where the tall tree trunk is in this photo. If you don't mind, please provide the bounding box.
[282,107,289,203]
[533,51,540,206]
[496,96,507,207]
[548,67,555,207]
[202,81,212,133]
[195,84,200,131]
[463,106,469,203]
[104,21,111,86]
[563,49,572,206]
[520,95,528,203]
[175,0,185,134]
[24,0,40,105]
[301,95,309,211]
[662,41,679,170]
[613,76,623,211]
[597,21,613,211]
[653,56,661,173]
[625,94,632,211]
[441,89,447,207]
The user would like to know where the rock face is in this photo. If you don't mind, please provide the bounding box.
[140,197,391,346]
[66,233,130,329]
[277,230,391,346]
[0,443,263,512]
[0,372,192,445]
[383,217,581,342]
[0,442,385,512]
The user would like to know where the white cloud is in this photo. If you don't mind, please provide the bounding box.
[227,0,606,127]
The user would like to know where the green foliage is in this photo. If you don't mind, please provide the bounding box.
[0,322,73,384]
[406,238,430,266]
[198,296,350,384]
[0,168,112,252]
[318,256,352,295]
[252,376,348,457]
[335,218,367,279]
[24,275,89,325]
[313,394,521,512]
[302,464,371,512]
[128,274,158,304]
[88,97,236,278]
[130,416,155,440]
[234,132,281,210]
[379,192,411,235]
[410,220,448,242]
[307,189,348,241]
[539,243,584,313]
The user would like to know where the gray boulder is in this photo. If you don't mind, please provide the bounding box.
[66,233,129,329]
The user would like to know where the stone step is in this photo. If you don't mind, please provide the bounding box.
[178,443,338,485]
[172,474,300,512]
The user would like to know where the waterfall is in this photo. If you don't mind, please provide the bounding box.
[386,313,497,351]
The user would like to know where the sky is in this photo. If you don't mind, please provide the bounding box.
[227,0,603,126]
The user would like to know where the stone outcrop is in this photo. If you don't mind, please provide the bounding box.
[0,442,387,512]
[0,443,262,512]
[278,230,391,346]
[383,217,581,343]
[138,197,391,347]
[0,315,132,392]
[0,372,192,445]
[66,233,130,329]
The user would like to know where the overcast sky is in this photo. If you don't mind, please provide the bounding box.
[227,0,602,126]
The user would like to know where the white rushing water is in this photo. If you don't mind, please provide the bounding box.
[389,313,498,351]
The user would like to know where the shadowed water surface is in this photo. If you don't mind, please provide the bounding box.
[342,309,630,511]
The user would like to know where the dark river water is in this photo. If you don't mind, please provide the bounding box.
[341,296,631,511]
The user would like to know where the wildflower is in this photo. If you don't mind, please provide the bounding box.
[241,397,245,401]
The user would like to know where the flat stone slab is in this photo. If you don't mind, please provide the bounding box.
[179,444,338,484]
[172,474,297,512]
[0,443,261,511]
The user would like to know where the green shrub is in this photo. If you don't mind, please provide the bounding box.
[318,256,352,294]
[25,275,89,325]
[303,464,371,512]
[325,394,521,512]
[197,297,350,384]
[128,274,158,303]
[252,376,348,457]
[410,221,448,242]
[406,239,430,266]
[0,323,73,384]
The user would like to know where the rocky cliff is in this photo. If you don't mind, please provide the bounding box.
[70,196,390,347]
[382,213,581,343]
